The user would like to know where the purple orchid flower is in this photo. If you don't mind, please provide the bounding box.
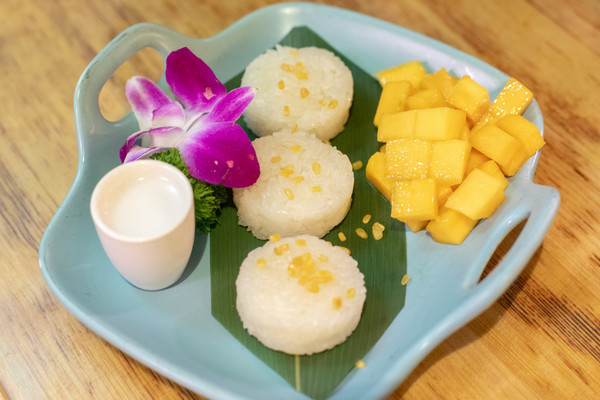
[119,47,260,188]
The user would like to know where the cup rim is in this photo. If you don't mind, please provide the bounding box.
[90,159,194,243]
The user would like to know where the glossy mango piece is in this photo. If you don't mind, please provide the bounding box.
[445,168,506,220]
[384,138,432,180]
[470,124,529,176]
[426,206,478,245]
[464,148,491,176]
[495,114,545,157]
[391,178,438,222]
[375,60,427,87]
[366,151,394,201]
[477,160,509,190]
[472,77,533,132]
[446,75,490,123]
[459,124,470,141]
[406,88,447,110]
[429,139,472,186]
[403,185,454,232]
[377,110,417,142]
[413,107,467,141]
[373,80,412,126]
[437,185,454,206]
[378,107,466,142]
[419,68,458,99]
[403,219,428,233]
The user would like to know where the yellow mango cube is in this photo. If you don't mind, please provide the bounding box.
[470,124,529,176]
[420,68,457,99]
[426,206,478,245]
[404,220,428,232]
[495,114,545,157]
[406,88,447,110]
[373,80,412,126]
[446,76,490,123]
[502,150,530,177]
[429,139,471,186]
[377,110,417,142]
[366,151,394,201]
[378,107,467,142]
[472,77,534,132]
[459,124,470,141]
[477,160,509,190]
[403,185,453,233]
[437,185,454,206]
[414,107,467,141]
[445,168,506,219]
[384,139,432,180]
[376,60,427,87]
[391,179,438,221]
[464,148,490,175]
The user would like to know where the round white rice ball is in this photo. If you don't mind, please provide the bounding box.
[236,234,366,355]
[241,45,354,141]
[233,130,354,240]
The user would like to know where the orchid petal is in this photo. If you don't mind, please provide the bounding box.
[123,145,164,163]
[166,47,227,115]
[178,122,259,188]
[146,126,185,148]
[151,102,185,128]
[204,86,255,123]
[119,130,147,162]
[125,77,173,130]
[119,127,182,162]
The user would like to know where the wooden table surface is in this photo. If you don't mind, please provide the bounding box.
[2,0,599,398]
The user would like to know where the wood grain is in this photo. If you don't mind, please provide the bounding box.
[1,0,599,399]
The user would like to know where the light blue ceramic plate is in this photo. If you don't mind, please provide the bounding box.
[39,3,560,399]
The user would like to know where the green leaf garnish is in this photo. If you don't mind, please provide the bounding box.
[151,148,229,233]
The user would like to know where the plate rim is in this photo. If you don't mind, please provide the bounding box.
[39,2,561,399]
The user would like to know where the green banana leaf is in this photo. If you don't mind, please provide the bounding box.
[210,26,407,400]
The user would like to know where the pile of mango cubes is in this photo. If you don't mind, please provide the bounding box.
[366,61,546,244]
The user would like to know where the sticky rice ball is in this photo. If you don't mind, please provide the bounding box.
[236,234,367,355]
[233,130,354,240]
[241,45,354,141]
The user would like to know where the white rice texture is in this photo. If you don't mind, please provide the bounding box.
[241,45,354,141]
[236,234,366,355]
[233,130,354,240]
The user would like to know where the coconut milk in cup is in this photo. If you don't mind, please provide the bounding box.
[90,160,195,290]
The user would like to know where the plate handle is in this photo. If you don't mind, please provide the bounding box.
[461,182,560,308]
[73,23,184,144]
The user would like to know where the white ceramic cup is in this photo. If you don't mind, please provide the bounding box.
[90,159,195,290]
